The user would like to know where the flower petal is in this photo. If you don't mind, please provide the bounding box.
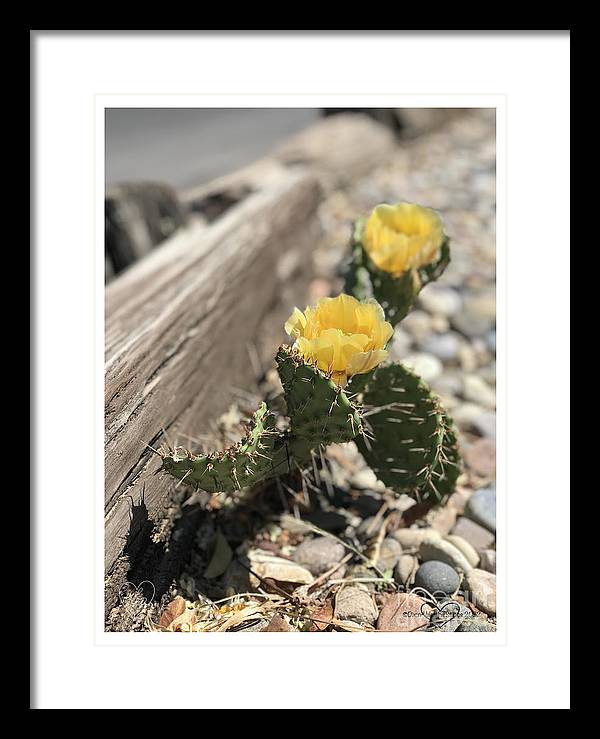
[284,307,306,339]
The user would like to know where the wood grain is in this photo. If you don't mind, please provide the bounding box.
[104,169,322,577]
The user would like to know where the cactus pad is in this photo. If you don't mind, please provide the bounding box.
[356,363,460,504]
[276,345,362,452]
[161,402,289,493]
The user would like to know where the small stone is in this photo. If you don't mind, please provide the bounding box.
[486,329,496,352]
[430,599,472,632]
[419,535,474,574]
[414,560,460,597]
[389,326,412,360]
[350,467,385,492]
[431,370,463,398]
[394,554,418,587]
[403,352,443,382]
[452,292,495,337]
[293,537,346,576]
[420,332,462,362]
[248,550,314,585]
[376,537,403,571]
[279,513,314,535]
[261,614,292,632]
[430,505,458,535]
[391,527,440,550]
[472,410,496,439]
[465,486,496,532]
[451,516,495,552]
[419,286,463,317]
[479,549,496,573]
[447,487,474,514]
[377,592,430,632]
[464,438,496,477]
[464,569,496,616]
[457,617,496,632]
[356,516,384,541]
[444,534,480,568]
[452,402,486,429]
[335,587,378,625]
[463,374,496,409]
[306,510,348,533]
[402,310,433,342]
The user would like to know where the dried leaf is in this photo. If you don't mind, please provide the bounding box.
[261,614,291,632]
[159,596,187,629]
[308,600,334,631]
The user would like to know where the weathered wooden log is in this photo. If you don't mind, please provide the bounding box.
[104,169,322,598]
[105,182,188,278]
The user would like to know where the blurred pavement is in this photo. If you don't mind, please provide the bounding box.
[105,108,320,189]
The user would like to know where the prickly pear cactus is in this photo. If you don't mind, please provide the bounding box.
[356,363,460,504]
[276,345,362,451]
[161,402,287,493]
[345,212,451,326]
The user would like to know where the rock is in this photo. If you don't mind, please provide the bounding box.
[248,550,314,585]
[419,286,463,317]
[430,505,458,535]
[414,560,460,596]
[377,592,430,632]
[464,438,496,477]
[444,534,480,568]
[420,332,462,362]
[486,329,496,352]
[452,402,486,428]
[389,326,412,360]
[464,569,496,616]
[419,535,474,574]
[452,292,495,337]
[353,490,386,516]
[429,599,472,632]
[402,310,433,343]
[356,516,385,541]
[350,467,385,492]
[306,509,348,533]
[465,486,496,532]
[451,516,495,551]
[403,353,443,382]
[376,537,403,571]
[457,617,496,632]
[394,554,418,587]
[431,370,463,398]
[391,527,440,550]
[293,537,346,576]
[279,513,314,535]
[447,487,473,514]
[479,549,496,573]
[463,374,496,409]
[472,410,496,439]
[335,587,378,625]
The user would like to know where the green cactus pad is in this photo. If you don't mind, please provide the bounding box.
[344,217,451,326]
[161,402,290,493]
[356,363,460,504]
[276,345,362,451]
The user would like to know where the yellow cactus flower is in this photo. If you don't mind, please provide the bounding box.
[362,202,445,277]
[284,294,393,385]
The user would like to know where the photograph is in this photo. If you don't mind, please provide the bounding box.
[32,30,570,710]
[104,106,498,634]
